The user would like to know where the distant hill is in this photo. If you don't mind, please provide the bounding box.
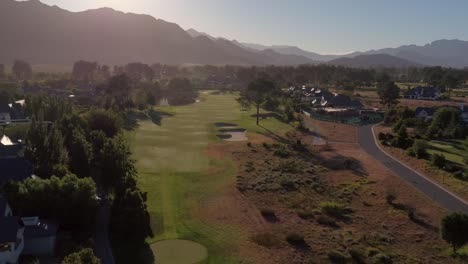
[0,0,316,66]
[328,54,419,68]
[353,39,468,68]
[239,43,341,62]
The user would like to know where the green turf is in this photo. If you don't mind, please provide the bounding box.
[427,140,467,168]
[127,91,291,263]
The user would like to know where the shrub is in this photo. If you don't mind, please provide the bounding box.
[317,215,337,227]
[260,208,276,218]
[250,233,281,248]
[441,212,468,253]
[328,250,348,263]
[286,232,306,246]
[373,253,393,264]
[297,210,315,220]
[412,139,429,159]
[349,248,366,264]
[320,201,349,218]
[385,190,397,204]
[378,132,387,141]
[262,142,270,149]
[273,148,290,158]
[62,248,99,264]
[431,153,446,169]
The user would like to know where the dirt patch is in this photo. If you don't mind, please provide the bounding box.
[196,124,460,263]
[151,240,208,264]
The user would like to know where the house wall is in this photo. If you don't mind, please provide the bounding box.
[23,236,56,256]
[0,238,23,264]
[0,113,10,122]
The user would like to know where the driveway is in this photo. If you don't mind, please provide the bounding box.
[358,124,468,214]
[95,198,115,264]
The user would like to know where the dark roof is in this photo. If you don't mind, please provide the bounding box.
[405,87,440,97]
[0,195,7,216]
[415,107,437,116]
[24,219,58,238]
[0,217,23,244]
[328,94,363,108]
[0,158,32,185]
[0,103,10,113]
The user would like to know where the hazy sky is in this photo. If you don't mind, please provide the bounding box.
[35,0,468,54]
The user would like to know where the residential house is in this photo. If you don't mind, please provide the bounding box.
[415,107,437,121]
[0,135,32,186]
[21,217,58,256]
[460,104,468,124]
[0,198,58,263]
[0,216,24,264]
[0,104,11,123]
[404,87,441,100]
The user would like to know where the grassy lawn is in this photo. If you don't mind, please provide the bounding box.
[126,91,291,263]
[427,140,467,168]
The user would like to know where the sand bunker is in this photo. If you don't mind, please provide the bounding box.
[214,123,248,141]
[151,239,208,264]
[214,122,238,128]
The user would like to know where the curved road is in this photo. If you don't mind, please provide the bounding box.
[358,125,468,214]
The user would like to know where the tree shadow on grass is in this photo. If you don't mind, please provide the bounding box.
[112,240,155,264]
[319,154,368,177]
[258,124,290,144]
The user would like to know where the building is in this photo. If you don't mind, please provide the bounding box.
[415,105,468,124]
[404,87,441,100]
[0,135,32,186]
[0,104,11,123]
[415,107,437,121]
[0,197,58,264]
[0,213,24,264]
[21,217,58,256]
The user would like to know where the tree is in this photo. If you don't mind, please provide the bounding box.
[441,212,468,254]
[105,74,133,110]
[238,78,277,125]
[124,63,155,81]
[111,187,152,242]
[412,139,429,159]
[377,82,400,108]
[85,109,122,138]
[0,64,5,79]
[12,60,33,80]
[3,174,97,231]
[72,61,98,83]
[94,135,135,191]
[68,129,92,178]
[166,78,197,105]
[426,107,463,139]
[431,153,446,169]
[25,120,69,178]
[62,248,100,264]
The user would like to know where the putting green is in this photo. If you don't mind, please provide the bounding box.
[152,240,208,264]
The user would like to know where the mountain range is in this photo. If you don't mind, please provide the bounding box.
[1,0,468,68]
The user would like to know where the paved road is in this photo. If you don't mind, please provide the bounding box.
[358,125,468,214]
[95,198,115,264]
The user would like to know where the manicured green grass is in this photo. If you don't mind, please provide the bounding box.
[427,140,467,168]
[127,92,291,263]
